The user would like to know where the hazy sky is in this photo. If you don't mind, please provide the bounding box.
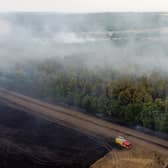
[0,0,168,12]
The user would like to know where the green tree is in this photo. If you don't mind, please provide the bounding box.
[141,102,160,129]
[81,95,91,111]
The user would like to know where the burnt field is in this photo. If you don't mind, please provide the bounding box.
[0,103,108,168]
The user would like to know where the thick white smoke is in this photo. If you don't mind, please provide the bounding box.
[0,13,168,75]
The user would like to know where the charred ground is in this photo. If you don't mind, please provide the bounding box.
[0,103,108,168]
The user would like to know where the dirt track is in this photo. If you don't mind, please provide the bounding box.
[0,88,167,155]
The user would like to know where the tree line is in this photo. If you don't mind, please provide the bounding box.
[1,60,168,133]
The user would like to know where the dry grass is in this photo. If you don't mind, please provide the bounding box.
[90,146,167,168]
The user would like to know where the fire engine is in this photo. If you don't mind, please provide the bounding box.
[115,136,132,149]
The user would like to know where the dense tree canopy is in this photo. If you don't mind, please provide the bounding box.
[1,60,168,133]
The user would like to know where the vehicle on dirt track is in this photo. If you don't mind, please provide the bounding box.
[115,136,132,149]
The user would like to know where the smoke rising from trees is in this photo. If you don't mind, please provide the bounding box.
[0,13,168,75]
[1,13,168,133]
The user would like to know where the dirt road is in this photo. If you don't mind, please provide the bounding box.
[0,88,167,155]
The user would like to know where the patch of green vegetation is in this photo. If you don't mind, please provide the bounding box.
[1,60,168,133]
